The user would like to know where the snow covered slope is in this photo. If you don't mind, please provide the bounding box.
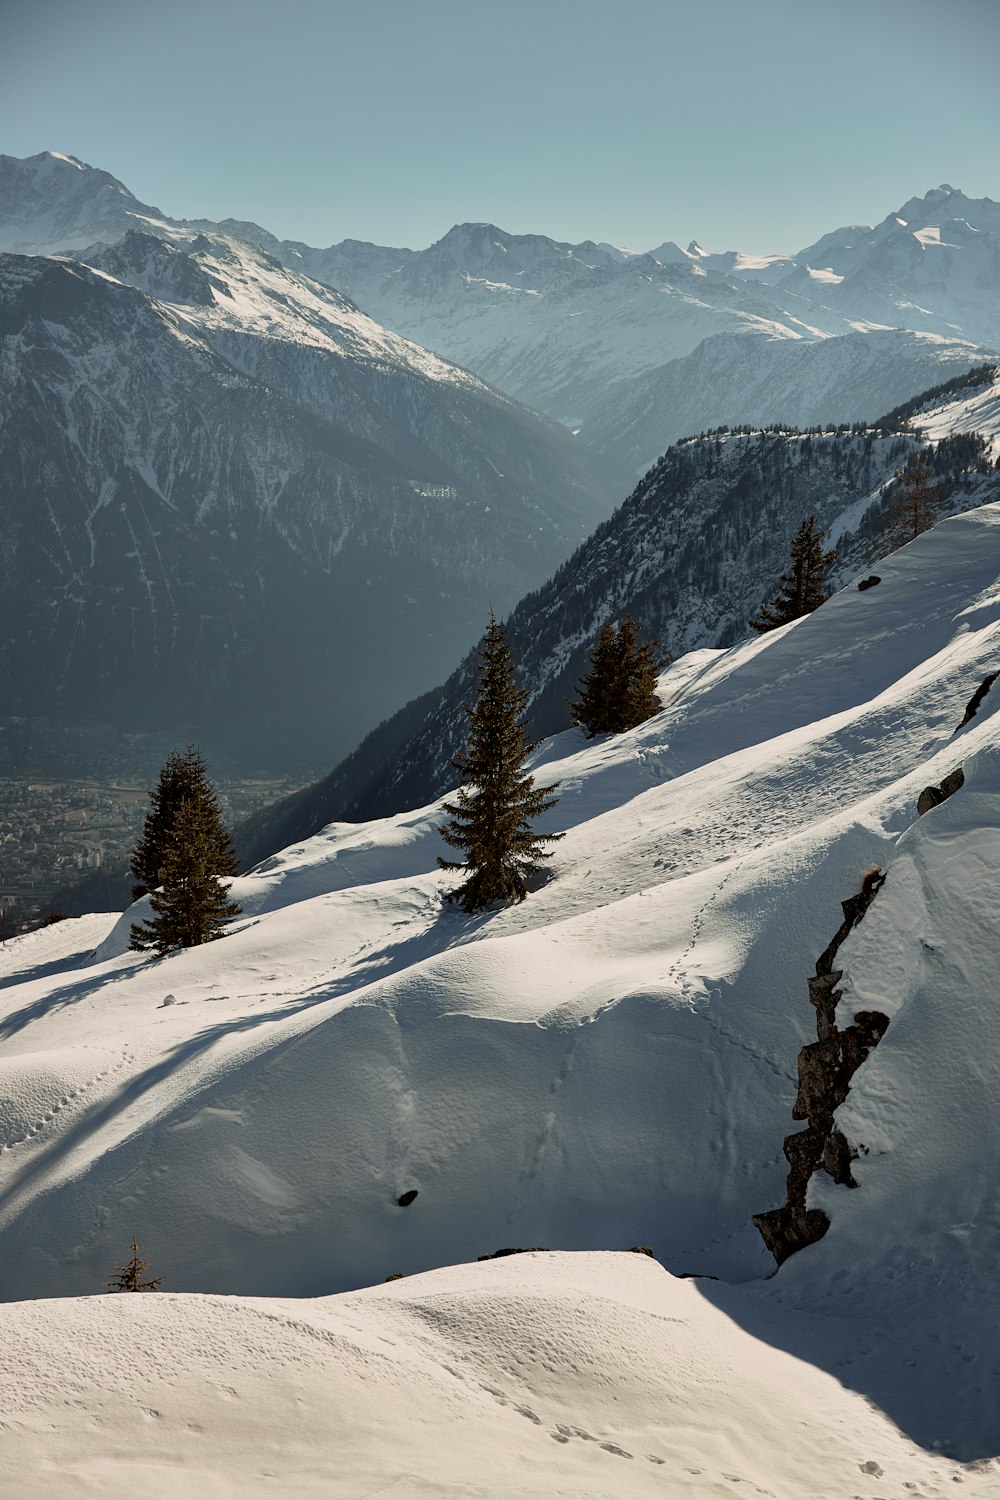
[3,503,1000,1476]
[783,186,1000,349]
[4,1252,994,1498]
[0,150,172,255]
[907,363,1000,458]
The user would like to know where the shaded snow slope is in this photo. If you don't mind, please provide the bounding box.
[3,506,1000,1464]
[0,151,167,256]
[4,1252,993,1498]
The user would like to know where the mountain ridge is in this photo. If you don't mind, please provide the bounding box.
[236,367,1000,866]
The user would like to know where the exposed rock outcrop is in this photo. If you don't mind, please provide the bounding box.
[956,671,998,732]
[477,1247,550,1261]
[754,867,889,1267]
[857,575,881,591]
[917,765,965,816]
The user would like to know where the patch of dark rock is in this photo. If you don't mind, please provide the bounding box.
[956,671,998,731]
[917,765,965,816]
[857,575,881,591]
[754,1205,830,1267]
[753,868,890,1267]
[384,1272,406,1281]
[629,1244,655,1257]
[815,866,885,977]
[477,1246,550,1260]
[397,1189,418,1207]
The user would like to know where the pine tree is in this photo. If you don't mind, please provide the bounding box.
[130,749,241,954]
[886,455,941,546]
[750,515,838,633]
[106,1236,163,1292]
[438,612,563,911]
[569,620,617,735]
[131,795,242,953]
[130,746,237,902]
[569,615,664,736]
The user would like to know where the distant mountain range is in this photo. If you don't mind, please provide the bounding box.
[2,153,997,475]
[2,149,999,793]
[0,229,611,771]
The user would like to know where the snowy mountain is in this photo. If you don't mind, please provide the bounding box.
[0,150,175,255]
[587,328,994,478]
[780,185,1000,347]
[0,237,612,771]
[238,368,1000,860]
[328,196,1000,446]
[3,500,1000,1490]
[6,154,998,479]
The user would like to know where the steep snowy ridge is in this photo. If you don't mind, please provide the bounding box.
[782,186,1000,347]
[2,505,1000,1491]
[82,229,491,392]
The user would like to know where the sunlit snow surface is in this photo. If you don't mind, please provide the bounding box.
[3,506,1000,1491]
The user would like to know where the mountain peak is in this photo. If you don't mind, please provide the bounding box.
[42,150,89,171]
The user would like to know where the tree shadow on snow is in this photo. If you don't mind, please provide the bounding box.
[0,901,494,1229]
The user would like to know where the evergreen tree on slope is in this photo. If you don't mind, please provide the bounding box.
[131,795,242,953]
[569,615,664,736]
[438,612,563,911]
[750,515,838,633]
[130,747,241,953]
[130,746,237,902]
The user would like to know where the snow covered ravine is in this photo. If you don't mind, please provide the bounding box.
[3,504,1000,1493]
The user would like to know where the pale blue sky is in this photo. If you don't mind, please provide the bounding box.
[2,0,998,253]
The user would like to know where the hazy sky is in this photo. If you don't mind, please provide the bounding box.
[3,0,998,253]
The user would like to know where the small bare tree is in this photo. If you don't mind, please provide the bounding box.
[106,1236,164,1292]
[887,456,942,546]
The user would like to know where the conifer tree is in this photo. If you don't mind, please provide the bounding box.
[131,795,242,953]
[438,612,563,911]
[569,615,664,736]
[750,515,838,633]
[130,746,237,901]
[106,1236,163,1292]
[130,749,241,954]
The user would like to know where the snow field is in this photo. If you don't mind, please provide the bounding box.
[2,1252,992,1498]
[1,506,1000,1483]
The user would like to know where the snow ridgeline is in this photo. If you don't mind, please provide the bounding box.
[4,1251,993,1498]
[2,504,1000,1486]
